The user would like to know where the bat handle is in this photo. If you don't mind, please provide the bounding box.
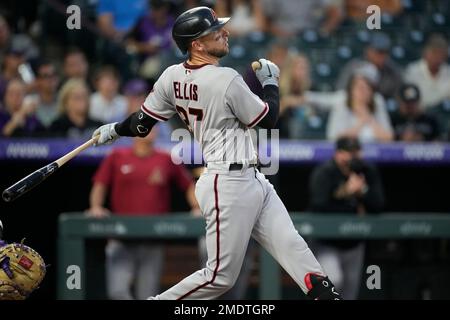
[252,60,262,72]
[55,137,97,167]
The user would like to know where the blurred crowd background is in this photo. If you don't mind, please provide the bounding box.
[0,0,449,142]
[1,0,450,300]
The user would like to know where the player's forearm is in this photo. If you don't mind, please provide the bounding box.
[115,111,158,137]
[2,114,24,136]
[258,85,280,129]
[361,179,385,212]
[371,122,393,142]
[90,183,108,208]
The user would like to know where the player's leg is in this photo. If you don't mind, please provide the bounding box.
[340,243,365,300]
[150,171,262,300]
[105,239,135,300]
[135,243,164,300]
[220,239,256,299]
[251,171,341,300]
[197,235,208,267]
[311,242,344,292]
[197,234,254,299]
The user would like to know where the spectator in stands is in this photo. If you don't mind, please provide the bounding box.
[89,66,127,123]
[0,15,11,63]
[404,33,450,109]
[214,0,265,37]
[62,48,90,86]
[48,79,102,139]
[87,127,198,300]
[0,78,43,137]
[309,136,385,300]
[96,0,148,82]
[0,14,39,64]
[178,0,218,14]
[279,54,313,114]
[96,0,148,42]
[126,0,174,57]
[326,71,393,142]
[24,61,60,128]
[391,83,440,142]
[277,53,328,139]
[336,32,403,100]
[0,47,27,102]
[126,0,175,78]
[260,0,343,38]
[123,78,149,114]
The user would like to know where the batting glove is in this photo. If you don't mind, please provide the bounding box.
[255,58,280,87]
[92,122,119,146]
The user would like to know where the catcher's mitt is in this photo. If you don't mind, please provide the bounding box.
[0,239,46,300]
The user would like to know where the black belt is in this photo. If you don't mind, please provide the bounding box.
[228,163,257,171]
[206,163,257,171]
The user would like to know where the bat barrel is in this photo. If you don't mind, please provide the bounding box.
[2,162,59,202]
[1,138,95,202]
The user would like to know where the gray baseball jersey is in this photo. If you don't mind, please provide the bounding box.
[144,62,325,300]
[142,62,268,164]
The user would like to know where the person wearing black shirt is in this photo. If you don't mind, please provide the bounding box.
[309,136,385,299]
[48,79,103,139]
[391,84,440,142]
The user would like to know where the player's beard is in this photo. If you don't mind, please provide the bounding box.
[207,46,228,58]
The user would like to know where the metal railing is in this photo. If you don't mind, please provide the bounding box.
[57,212,450,299]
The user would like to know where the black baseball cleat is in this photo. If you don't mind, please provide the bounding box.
[304,273,343,300]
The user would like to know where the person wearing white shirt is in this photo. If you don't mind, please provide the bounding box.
[404,33,450,110]
[325,74,393,143]
[89,66,127,123]
[303,64,393,143]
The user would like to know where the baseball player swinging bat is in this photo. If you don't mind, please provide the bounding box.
[2,137,98,202]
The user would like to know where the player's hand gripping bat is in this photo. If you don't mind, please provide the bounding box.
[2,137,98,202]
[252,59,279,87]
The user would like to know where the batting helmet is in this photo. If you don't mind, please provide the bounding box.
[172,6,230,54]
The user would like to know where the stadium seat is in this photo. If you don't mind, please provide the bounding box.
[401,0,427,13]
[336,45,354,62]
[246,31,270,46]
[430,12,448,27]
[220,43,257,74]
[409,30,425,44]
[282,106,329,140]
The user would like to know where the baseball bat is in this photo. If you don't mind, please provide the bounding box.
[2,137,97,202]
[251,60,262,71]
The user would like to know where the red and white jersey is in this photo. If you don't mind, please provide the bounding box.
[141,62,268,164]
